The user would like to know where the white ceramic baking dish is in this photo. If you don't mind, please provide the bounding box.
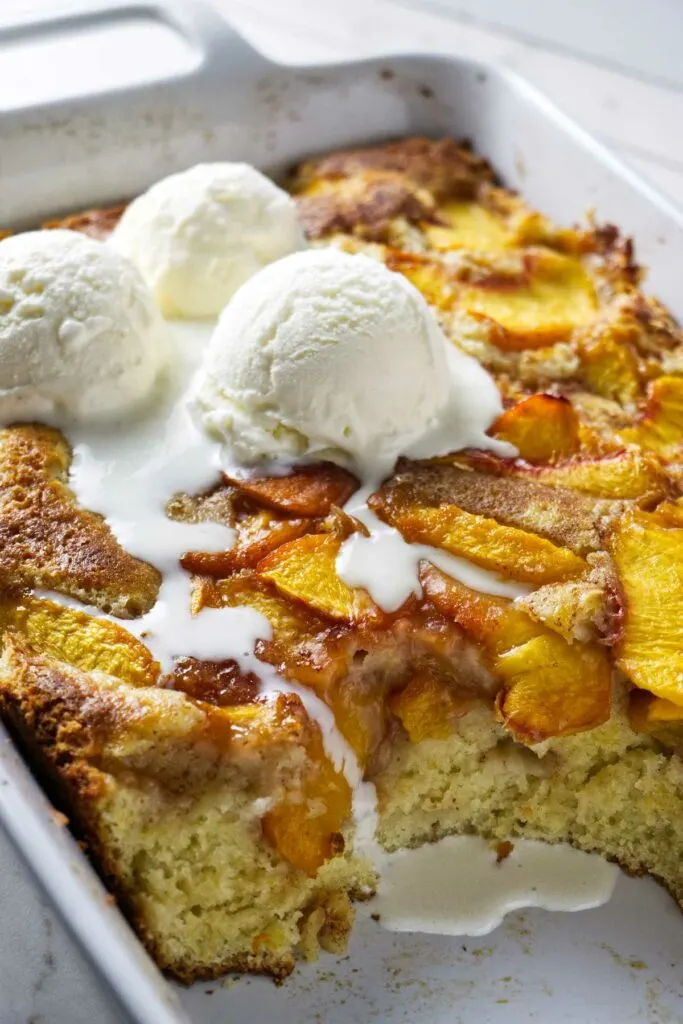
[2,4,683,1022]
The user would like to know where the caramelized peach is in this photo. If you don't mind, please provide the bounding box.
[578,325,642,406]
[182,511,311,577]
[0,593,159,686]
[456,249,597,349]
[372,499,586,585]
[611,509,683,706]
[389,672,474,742]
[262,732,352,876]
[224,463,358,518]
[628,689,683,751]
[619,376,683,456]
[461,447,669,506]
[420,564,611,743]
[257,534,382,625]
[492,394,581,463]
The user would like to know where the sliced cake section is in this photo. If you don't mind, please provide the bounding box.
[0,635,372,981]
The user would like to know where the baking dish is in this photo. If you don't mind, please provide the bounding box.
[2,3,683,1021]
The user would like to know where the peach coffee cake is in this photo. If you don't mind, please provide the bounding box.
[2,137,683,983]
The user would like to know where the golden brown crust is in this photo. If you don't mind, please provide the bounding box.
[296,173,443,241]
[0,424,160,617]
[0,634,107,798]
[292,137,496,199]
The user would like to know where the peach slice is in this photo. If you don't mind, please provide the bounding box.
[181,511,311,578]
[384,251,456,311]
[389,672,475,742]
[578,325,642,406]
[0,593,159,686]
[197,573,355,691]
[199,572,392,768]
[257,533,382,625]
[455,249,597,349]
[494,631,611,744]
[424,200,510,253]
[529,450,668,505]
[611,509,683,706]
[419,562,510,646]
[204,691,354,875]
[628,689,683,750]
[223,463,359,518]
[262,731,352,876]
[420,563,612,742]
[372,499,586,585]
[461,448,669,507]
[649,501,683,527]
[199,691,310,751]
[491,394,581,463]
[378,461,604,556]
[199,572,386,767]
[619,375,683,456]
[328,678,389,771]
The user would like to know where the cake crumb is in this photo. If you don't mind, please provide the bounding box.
[495,840,514,864]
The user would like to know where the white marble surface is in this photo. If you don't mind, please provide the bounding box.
[1,0,683,1020]
[0,826,126,1024]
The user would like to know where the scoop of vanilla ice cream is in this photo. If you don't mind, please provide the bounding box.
[110,163,306,319]
[195,248,452,466]
[0,230,168,424]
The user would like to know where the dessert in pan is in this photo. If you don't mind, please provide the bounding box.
[1,137,683,984]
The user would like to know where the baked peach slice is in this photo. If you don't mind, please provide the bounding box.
[376,500,585,585]
[491,394,581,463]
[202,690,353,876]
[423,200,510,253]
[256,533,383,626]
[387,246,596,350]
[383,460,606,555]
[198,573,384,767]
[453,248,597,350]
[327,676,390,772]
[493,630,611,744]
[577,320,642,407]
[420,563,612,743]
[223,463,359,518]
[0,593,159,686]
[619,375,683,456]
[628,690,683,751]
[196,573,355,692]
[648,501,683,527]
[462,447,669,507]
[370,468,587,584]
[611,508,683,706]
[384,251,455,311]
[389,671,476,743]
[262,729,352,877]
[182,510,311,578]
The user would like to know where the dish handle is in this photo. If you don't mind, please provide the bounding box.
[0,0,270,116]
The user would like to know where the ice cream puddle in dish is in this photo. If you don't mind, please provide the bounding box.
[368,837,617,936]
[0,176,617,944]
